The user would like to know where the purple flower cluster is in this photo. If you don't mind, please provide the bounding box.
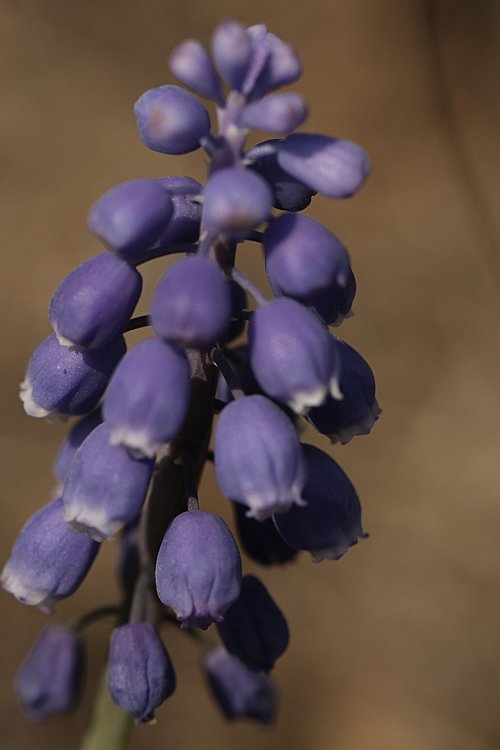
[3,20,379,730]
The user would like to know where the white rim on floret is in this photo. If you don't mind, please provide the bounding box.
[53,326,81,351]
[329,376,343,401]
[64,502,120,543]
[108,426,159,460]
[0,563,57,613]
[19,377,52,418]
[287,384,328,415]
[244,483,307,521]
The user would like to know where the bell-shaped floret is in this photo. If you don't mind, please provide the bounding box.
[19,334,126,419]
[155,176,202,247]
[247,140,315,212]
[233,502,298,566]
[1,498,99,612]
[134,85,211,155]
[215,395,306,519]
[250,32,301,100]
[15,626,84,721]
[103,338,191,458]
[241,93,307,136]
[108,623,176,723]
[155,510,241,630]
[277,133,370,198]
[217,575,289,671]
[308,338,380,444]
[62,423,154,541]
[151,256,231,350]
[273,444,367,562]
[53,408,102,485]
[202,167,272,239]
[88,179,172,262]
[169,40,223,102]
[49,253,142,349]
[211,21,253,91]
[264,214,350,297]
[202,646,277,723]
[248,298,341,414]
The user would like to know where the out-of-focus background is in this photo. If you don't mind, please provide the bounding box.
[1,1,500,748]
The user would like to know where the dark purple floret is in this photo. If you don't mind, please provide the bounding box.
[49,253,142,349]
[233,502,298,566]
[247,140,316,212]
[155,176,202,248]
[203,646,277,723]
[308,338,380,444]
[273,444,367,561]
[88,179,172,261]
[108,623,176,723]
[15,626,84,721]
[20,333,126,419]
[53,407,102,485]
[155,510,242,629]
[1,497,99,612]
[217,575,289,672]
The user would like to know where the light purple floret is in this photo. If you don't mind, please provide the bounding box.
[88,179,172,262]
[53,407,102,485]
[20,333,126,419]
[247,28,302,99]
[1,497,99,612]
[169,39,223,102]
[151,255,231,350]
[155,176,202,247]
[214,395,307,519]
[248,298,341,414]
[49,253,142,349]
[202,646,277,724]
[241,93,307,136]
[62,423,154,541]
[263,213,350,297]
[134,85,211,155]
[202,167,272,238]
[155,510,242,630]
[211,21,253,91]
[108,623,176,723]
[103,338,191,458]
[277,133,371,198]
[15,626,84,721]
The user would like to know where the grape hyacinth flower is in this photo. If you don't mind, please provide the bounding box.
[6,18,379,743]
[15,626,84,721]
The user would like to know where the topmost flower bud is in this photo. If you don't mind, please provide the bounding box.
[247,28,302,99]
[134,85,211,155]
[277,134,370,198]
[169,40,223,102]
[211,21,253,92]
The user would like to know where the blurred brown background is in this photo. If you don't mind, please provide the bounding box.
[1,1,500,748]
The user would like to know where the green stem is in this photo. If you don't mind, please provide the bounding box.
[80,672,134,750]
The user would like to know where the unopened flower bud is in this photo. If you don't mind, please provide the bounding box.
[215,395,306,519]
[233,502,298,566]
[88,179,172,262]
[248,298,341,414]
[202,167,272,239]
[217,575,289,671]
[103,338,191,458]
[15,626,84,721]
[108,623,176,723]
[20,334,125,419]
[53,408,102,485]
[134,85,211,155]
[155,176,202,247]
[241,93,307,135]
[277,133,370,198]
[63,423,154,541]
[49,253,142,349]
[211,21,252,91]
[249,30,302,99]
[1,498,99,612]
[202,646,277,723]
[155,510,241,629]
[264,213,350,297]
[273,444,367,562]
[308,338,380,444]
[169,40,223,102]
[151,256,231,350]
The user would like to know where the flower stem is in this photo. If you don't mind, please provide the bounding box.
[80,672,133,750]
